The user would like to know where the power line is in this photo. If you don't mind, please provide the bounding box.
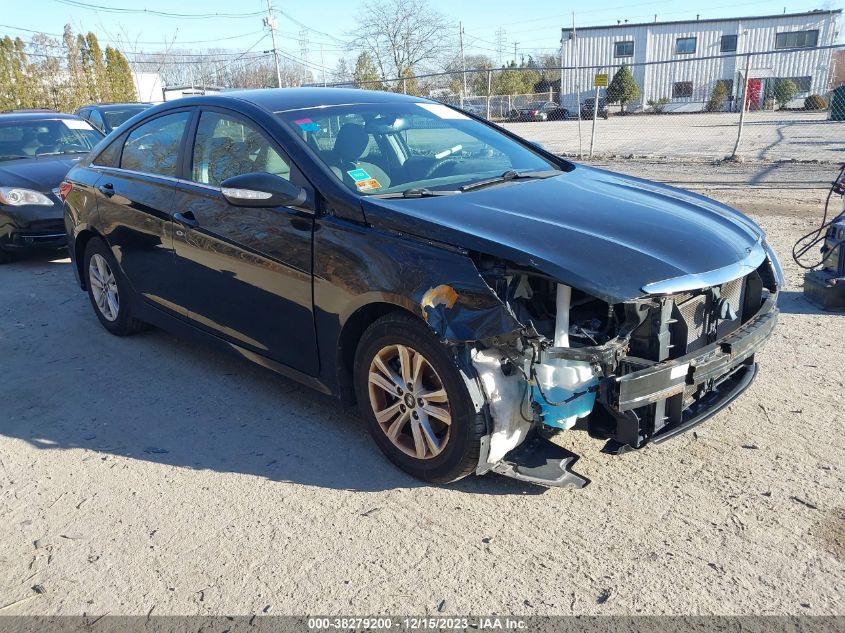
[0,22,264,46]
[52,0,266,19]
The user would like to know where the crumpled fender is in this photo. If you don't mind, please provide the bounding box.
[416,278,523,343]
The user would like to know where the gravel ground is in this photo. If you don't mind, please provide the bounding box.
[0,163,843,617]
[500,110,840,162]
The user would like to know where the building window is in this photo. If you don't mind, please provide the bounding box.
[614,40,634,57]
[676,37,697,54]
[720,35,737,53]
[778,76,812,93]
[775,30,819,49]
[672,82,693,98]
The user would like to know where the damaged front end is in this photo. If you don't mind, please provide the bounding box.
[421,243,781,489]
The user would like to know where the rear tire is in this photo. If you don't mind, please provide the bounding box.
[353,313,485,484]
[0,250,13,264]
[83,237,147,336]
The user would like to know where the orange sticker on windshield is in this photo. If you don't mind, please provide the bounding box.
[355,178,381,191]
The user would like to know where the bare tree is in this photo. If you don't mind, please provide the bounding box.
[353,0,455,79]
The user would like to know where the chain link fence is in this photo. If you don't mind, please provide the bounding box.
[345,45,845,163]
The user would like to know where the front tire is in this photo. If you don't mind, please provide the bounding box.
[353,313,485,484]
[83,238,146,336]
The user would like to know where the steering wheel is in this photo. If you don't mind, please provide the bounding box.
[423,157,463,180]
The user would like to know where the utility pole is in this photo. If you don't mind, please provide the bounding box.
[459,22,467,105]
[320,44,327,87]
[264,0,282,88]
[514,42,519,65]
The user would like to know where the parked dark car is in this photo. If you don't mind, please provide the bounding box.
[62,89,781,487]
[460,102,487,118]
[76,102,154,135]
[581,97,609,120]
[0,112,103,262]
[508,101,562,122]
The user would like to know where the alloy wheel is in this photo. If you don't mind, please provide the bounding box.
[89,253,120,322]
[367,344,452,459]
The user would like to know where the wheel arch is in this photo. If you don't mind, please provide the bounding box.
[73,227,105,290]
[335,300,428,403]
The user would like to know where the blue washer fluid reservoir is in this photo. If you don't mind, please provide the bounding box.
[532,284,599,430]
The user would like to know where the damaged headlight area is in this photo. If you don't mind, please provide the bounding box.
[457,252,780,488]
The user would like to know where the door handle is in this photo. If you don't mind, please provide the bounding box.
[173,211,199,229]
[97,183,115,197]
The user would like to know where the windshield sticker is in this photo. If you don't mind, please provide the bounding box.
[355,178,381,191]
[347,168,371,182]
[294,118,321,132]
[63,119,95,131]
[416,103,469,120]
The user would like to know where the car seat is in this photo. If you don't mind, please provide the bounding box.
[330,123,390,190]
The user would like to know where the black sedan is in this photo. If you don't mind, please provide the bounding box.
[76,102,153,135]
[508,101,564,122]
[581,97,609,120]
[0,112,103,262]
[62,89,782,487]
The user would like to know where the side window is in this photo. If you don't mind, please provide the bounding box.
[120,111,190,178]
[88,110,105,132]
[93,134,124,167]
[191,111,291,186]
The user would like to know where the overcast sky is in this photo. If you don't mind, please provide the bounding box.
[2,0,841,79]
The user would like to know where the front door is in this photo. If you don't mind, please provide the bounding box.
[172,108,318,375]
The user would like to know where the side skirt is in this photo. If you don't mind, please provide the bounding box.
[132,300,336,398]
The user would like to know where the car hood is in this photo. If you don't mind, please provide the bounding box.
[361,164,764,304]
[0,155,83,192]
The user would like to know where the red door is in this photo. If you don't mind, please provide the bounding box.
[746,79,762,110]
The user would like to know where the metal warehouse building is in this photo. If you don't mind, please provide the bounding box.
[558,9,841,112]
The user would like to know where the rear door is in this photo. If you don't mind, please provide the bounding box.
[93,109,193,317]
[171,107,318,374]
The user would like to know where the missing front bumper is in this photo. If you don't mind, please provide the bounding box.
[597,293,778,448]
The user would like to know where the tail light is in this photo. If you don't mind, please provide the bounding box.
[58,181,72,201]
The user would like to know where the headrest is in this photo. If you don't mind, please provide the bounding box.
[333,123,368,164]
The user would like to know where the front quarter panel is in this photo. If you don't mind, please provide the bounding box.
[313,215,523,394]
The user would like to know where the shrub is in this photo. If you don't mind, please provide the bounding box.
[646,97,669,113]
[705,81,730,112]
[804,94,828,110]
[773,79,798,109]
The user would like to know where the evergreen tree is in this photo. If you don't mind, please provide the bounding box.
[353,51,382,90]
[105,46,137,102]
[606,64,641,114]
[77,33,94,103]
[85,33,109,102]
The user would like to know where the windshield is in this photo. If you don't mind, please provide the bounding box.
[103,107,148,129]
[277,101,559,196]
[0,119,102,161]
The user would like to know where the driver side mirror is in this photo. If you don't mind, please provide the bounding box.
[220,172,309,210]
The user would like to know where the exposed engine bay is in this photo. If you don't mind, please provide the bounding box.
[459,247,782,488]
